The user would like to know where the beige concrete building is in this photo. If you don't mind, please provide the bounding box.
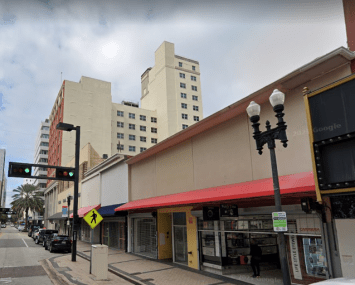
[115,47,355,283]
[47,42,203,180]
[141,41,203,140]
[44,143,104,231]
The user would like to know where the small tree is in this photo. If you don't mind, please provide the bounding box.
[11,184,44,231]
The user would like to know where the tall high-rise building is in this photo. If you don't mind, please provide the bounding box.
[0,149,6,207]
[141,41,203,139]
[47,42,203,180]
[33,119,50,190]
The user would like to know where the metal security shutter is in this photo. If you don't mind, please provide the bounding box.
[133,218,157,258]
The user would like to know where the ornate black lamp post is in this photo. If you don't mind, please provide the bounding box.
[246,89,291,285]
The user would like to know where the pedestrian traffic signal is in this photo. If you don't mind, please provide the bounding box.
[8,163,32,178]
[56,167,75,181]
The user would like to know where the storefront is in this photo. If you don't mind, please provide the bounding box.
[195,206,327,284]
[128,213,157,259]
[98,203,127,250]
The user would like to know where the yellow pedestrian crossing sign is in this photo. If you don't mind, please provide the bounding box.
[83,208,103,230]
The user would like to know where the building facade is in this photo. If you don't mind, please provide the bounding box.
[114,47,355,284]
[46,42,203,184]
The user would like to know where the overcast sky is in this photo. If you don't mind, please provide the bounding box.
[0,0,347,207]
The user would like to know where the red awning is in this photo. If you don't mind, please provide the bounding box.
[115,172,315,211]
[70,204,101,218]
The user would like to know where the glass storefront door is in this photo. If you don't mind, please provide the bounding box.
[173,212,188,265]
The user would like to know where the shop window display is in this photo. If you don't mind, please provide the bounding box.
[303,238,327,277]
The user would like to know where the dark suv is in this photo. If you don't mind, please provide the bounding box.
[45,233,72,253]
[28,225,41,237]
[35,229,58,245]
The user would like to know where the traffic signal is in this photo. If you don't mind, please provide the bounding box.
[56,167,75,181]
[8,163,32,178]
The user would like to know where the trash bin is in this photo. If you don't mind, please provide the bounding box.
[91,244,108,280]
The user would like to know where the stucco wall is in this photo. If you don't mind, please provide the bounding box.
[101,162,128,207]
[129,63,351,200]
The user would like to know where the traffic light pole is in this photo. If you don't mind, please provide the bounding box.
[72,126,80,262]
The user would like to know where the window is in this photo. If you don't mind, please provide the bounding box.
[180,83,186,88]
[140,147,147,152]
[192,85,197,91]
[117,111,124,117]
[179,62,182,67]
[117,121,124,128]
[192,95,198,101]
[179,73,185,78]
[40,150,48,155]
[191,76,196,81]
[129,124,135,130]
[181,93,187,99]
[129,135,136,141]
[151,127,157,133]
[140,125,146,132]
[39,158,48,163]
[41,126,49,131]
[117,133,124,139]
[194,116,200,122]
[129,113,135,119]
[151,117,157,123]
[182,114,188,120]
[129,146,136,152]
[140,136,146,142]
[40,142,49,146]
[39,183,47,188]
[151,138,157,144]
[117,144,124,150]
[181,103,187,109]
[193,105,199,111]
[192,65,196,71]
[140,115,146,121]
[41,134,49,139]
[39,167,47,171]
[182,124,188,129]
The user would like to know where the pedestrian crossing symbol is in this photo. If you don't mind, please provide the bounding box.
[83,208,103,230]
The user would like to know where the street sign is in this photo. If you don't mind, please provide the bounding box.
[83,209,103,230]
[62,206,68,218]
[272,212,287,232]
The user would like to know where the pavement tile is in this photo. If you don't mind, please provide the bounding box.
[111,259,172,274]
[137,267,233,285]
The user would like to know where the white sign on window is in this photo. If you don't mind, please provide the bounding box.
[289,235,302,280]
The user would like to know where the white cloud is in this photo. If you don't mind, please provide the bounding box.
[0,0,347,207]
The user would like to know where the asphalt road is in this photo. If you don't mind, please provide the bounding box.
[0,226,67,285]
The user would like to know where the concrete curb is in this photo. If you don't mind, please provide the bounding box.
[40,259,74,285]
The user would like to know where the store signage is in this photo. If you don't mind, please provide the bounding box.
[220,204,238,217]
[289,235,302,280]
[304,74,355,197]
[62,206,68,218]
[272,212,287,231]
[296,218,321,235]
[203,207,220,221]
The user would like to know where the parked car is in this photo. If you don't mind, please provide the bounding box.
[1,224,6,228]
[33,229,44,240]
[310,278,355,284]
[36,229,58,245]
[28,225,41,237]
[45,233,72,253]
[18,225,25,231]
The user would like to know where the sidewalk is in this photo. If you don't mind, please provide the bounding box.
[44,241,260,285]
